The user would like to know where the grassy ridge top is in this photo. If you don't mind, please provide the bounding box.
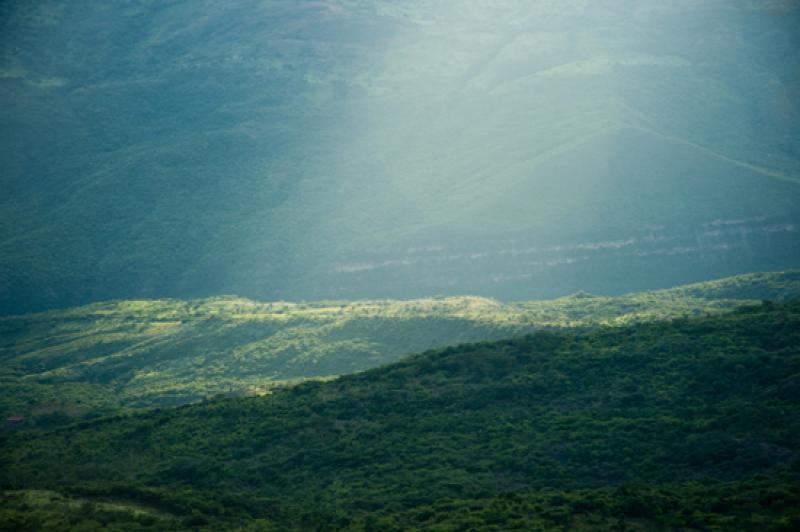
[2,271,799,422]
[2,300,798,529]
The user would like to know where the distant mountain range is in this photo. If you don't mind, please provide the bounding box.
[2,270,798,424]
[2,0,799,314]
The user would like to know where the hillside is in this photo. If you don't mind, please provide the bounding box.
[2,1,800,314]
[2,302,799,530]
[2,270,798,423]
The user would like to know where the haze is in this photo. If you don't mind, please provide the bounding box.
[1,0,799,314]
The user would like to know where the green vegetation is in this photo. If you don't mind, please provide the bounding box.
[2,2,799,528]
[3,271,798,423]
[0,490,178,531]
[2,301,799,529]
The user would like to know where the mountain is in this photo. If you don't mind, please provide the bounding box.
[2,301,799,529]
[2,270,798,423]
[2,0,800,314]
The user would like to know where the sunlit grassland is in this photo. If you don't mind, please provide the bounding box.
[1,271,798,424]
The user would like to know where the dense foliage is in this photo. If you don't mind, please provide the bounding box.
[2,271,798,423]
[2,301,798,529]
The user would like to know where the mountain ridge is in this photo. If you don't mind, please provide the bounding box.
[2,270,798,424]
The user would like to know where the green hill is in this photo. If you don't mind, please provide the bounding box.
[2,271,798,423]
[2,1,799,314]
[2,301,799,530]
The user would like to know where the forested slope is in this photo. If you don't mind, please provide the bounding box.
[2,301,798,529]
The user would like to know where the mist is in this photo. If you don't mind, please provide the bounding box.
[1,0,799,313]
